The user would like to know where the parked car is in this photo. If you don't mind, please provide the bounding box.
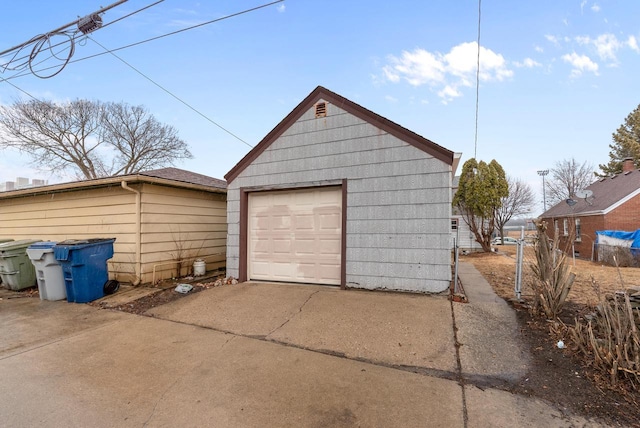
[492,236,517,245]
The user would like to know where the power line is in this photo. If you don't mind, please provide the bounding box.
[0,0,164,69]
[2,0,284,81]
[474,0,482,159]
[0,0,130,78]
[88,36,253,148]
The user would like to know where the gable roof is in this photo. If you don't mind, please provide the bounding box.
[0,167,226,200]
[225,86,454,183]
[540,168,640,217]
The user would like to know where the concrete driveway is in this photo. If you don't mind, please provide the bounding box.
[0,265,604,427]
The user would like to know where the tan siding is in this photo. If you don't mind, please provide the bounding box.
[138,183,227,283]
[0,187,137,284]
[0,182,227,286]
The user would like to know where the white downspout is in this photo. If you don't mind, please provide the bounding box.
[121,180,142,286]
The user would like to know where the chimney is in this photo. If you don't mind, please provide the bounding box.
[622,157,635,173]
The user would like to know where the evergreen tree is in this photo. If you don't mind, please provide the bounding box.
[598,104,640,176]
[453,158,509,252]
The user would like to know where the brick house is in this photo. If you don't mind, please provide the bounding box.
[539,159,640,260]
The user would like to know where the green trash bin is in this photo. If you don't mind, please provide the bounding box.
[0,239,14,285]
[0,239,41,290]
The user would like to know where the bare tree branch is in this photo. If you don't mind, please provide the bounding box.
[546,158,596,206]
[494,176,536,241]
[0,98,192,180]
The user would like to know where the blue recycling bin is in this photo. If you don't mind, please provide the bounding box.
[53,238,116,303]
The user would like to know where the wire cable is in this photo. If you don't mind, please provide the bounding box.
[474,0,481,159]
[2,0,285,82]
[87,36,253,148]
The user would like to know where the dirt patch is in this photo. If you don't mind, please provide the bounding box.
[107,274,236,315]
[464,249,640,427]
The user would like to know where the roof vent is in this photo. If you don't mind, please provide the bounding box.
[315,102,327,118]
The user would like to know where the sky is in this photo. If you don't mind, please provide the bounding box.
[1,0,639,215]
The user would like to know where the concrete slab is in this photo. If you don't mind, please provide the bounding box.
[465,385,607,428]
[147,282,320,336]
[0,315,465,428]
[0,290,124,359]
[454,262,531,384]
[149,282,457,373]
[268,288,457,372]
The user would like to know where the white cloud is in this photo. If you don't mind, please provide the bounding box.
[628,35,639,52]
[576,33,622,61]
[277,4,286,13]
[580,0,587,13]
[562,18,569,27]
[561,52,599,77]
[545,34,559,46]
[534,45,544,53]
[513,58,542,68]
[384,95,398,103]
[591,3,600,12]
[382,42,512,102]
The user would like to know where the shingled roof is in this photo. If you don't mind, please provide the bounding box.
[541,169,640,217]
[140,167,226,190]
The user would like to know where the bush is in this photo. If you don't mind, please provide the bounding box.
[570,281,640,389]
[530,220,575,319]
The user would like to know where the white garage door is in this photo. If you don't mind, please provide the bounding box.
[248,187,342,285]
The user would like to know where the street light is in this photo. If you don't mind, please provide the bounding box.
[537,169,549,212]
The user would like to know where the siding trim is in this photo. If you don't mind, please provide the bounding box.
[225,86,454,183]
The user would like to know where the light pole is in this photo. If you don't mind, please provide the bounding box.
[537,170,549,212]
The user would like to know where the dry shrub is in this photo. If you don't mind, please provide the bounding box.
[570,279,640,389]
[530,220,575,319]
[598,244,639,268]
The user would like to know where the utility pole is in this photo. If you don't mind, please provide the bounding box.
[537,169,549,212]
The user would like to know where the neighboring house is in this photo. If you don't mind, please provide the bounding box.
[0,168,227,284]
[225,86,460,293]
[539,159,640,260]
[451,176,483,252]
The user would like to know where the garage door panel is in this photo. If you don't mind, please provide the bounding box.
[272,239,292,254]
[294,214,314,230]
[248,187,342,285]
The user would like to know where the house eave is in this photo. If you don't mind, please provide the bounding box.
[0,174,226,200]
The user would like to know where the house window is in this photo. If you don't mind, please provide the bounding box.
[575,218,581,242]
[451,219,458,231]
[563,219,568,236]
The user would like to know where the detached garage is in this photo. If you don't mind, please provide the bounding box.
[226,86,460,293]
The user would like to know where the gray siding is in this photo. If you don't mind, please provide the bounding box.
[227,100,452,293]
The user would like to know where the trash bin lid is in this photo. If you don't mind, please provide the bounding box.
[28,241,58,250]
[0,239,42,252]
[56,238,116,246]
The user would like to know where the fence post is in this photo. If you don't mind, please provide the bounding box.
[454,226,460,294]
[514,226,525,300]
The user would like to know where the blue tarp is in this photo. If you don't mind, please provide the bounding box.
[596,229,640,250]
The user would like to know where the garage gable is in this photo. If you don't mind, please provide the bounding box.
[225,86,454,183]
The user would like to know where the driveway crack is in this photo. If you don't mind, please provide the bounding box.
[266,290,320,336]
[450,298,468,428]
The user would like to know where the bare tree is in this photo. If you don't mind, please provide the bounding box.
[494,176,536,242]
[100,102,192,176]
[545,158,595,207]
[0,98,192,180]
